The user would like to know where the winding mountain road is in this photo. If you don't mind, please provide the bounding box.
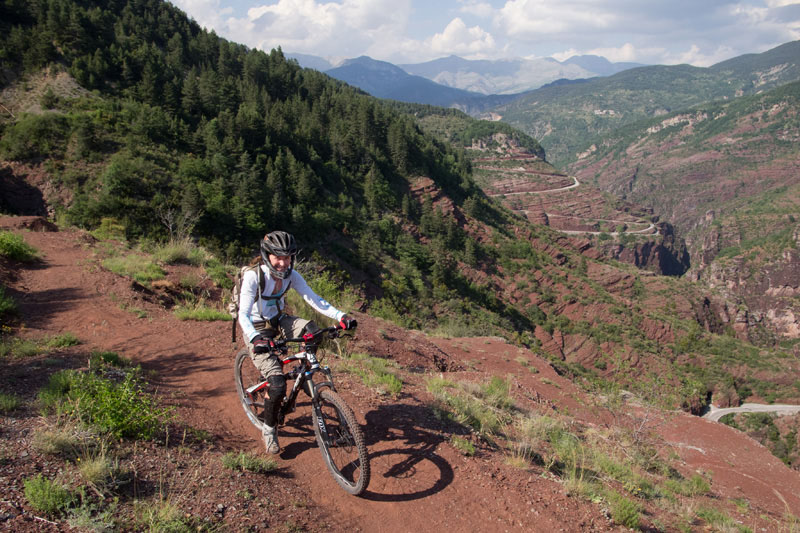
[703,403,800,422]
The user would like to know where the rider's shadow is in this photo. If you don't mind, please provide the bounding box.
[359,402,465,502]
[278,400,319,460]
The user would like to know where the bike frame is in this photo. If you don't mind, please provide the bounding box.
[244,327,340,426]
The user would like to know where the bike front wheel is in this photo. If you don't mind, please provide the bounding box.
[312,389,370,495]
[234,347,266,431]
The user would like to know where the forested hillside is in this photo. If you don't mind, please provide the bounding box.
[0,0,523,333]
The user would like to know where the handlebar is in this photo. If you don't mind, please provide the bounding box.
[269,321,357,354]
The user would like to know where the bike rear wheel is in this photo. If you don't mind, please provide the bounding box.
[312,389,370,496]
[234,347,266,431]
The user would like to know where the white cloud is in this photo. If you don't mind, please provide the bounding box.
[429,17,497,57]
[174,0,412,58]
[171,0,235,31]
[458,0,495,18]
[585,43,640,63]
[496,0,616,37]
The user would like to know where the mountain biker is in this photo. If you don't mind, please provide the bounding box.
[238,230,355,454]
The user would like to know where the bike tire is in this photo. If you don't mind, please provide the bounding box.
[234,347,266,431]
[312,389,370,496]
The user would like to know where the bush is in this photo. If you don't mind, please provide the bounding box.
[0,285,16,316]
[90,218,127,241]
[0,231,38,261]
[0,392,20,413]
[426,376,507,436]
[23,474,76,517]
[46,332,81,348]
[606,489,640,529]
[38,369,172,439]
[102,254,165,284]
[450,436,476,456]
[152,239,207,266]
[0,113,70,159]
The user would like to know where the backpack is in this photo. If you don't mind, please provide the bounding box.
[229,263,265,343]
[228,262,291,343]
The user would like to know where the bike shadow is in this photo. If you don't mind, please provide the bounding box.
[278,401,322,460]
[359,403,459,502]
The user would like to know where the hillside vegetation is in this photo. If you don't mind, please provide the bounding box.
[568,78,800,343]
[491,40,800,167]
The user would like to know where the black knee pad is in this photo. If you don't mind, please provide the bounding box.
[267,375,286,401]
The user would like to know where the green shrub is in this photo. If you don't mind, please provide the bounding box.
[152,239,207,266]
[102,254,165,284]
[0,284,17,316]
[23,474,76,517]
[46,332,81,348]
[221,451,278,473]
[606,489,640,529]
[38,369,172,439]
[0,113,70,159]
[426,376,506,436]
[0,231,38,261]
[663,473,711,497]
[450,436,476,456]
[204,258,234,290]
[0,392,20,413]
[695,506,750,532]
[0,336,41,358]
[90,218,127,241]
[134,500,196,532]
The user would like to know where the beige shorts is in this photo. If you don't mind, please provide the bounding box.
[247,315,316,378]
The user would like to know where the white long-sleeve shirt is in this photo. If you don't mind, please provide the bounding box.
[237,264,345,342]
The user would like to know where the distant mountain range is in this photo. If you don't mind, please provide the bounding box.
[398,55,642,95]
[287,52,645,108]
[322,56,516,111]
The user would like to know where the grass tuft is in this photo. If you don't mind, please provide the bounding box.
[221,451,278,473]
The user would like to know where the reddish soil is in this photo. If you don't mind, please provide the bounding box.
[2,216,800,532]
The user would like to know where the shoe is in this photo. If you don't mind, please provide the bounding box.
[262,424,280,454]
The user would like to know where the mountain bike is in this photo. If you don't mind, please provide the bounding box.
[234,323,370,495]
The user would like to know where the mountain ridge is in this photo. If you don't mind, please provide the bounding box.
[288,51,645,96]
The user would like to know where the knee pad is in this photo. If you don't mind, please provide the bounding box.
[267,375,286,401]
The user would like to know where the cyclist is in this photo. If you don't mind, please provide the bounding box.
[238,230,355,454]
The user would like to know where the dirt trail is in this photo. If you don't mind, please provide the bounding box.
[2,218,616,532]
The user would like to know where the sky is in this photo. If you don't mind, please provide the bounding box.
[169,0,800,67]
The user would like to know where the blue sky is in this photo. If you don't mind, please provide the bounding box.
[169,0,800,66]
